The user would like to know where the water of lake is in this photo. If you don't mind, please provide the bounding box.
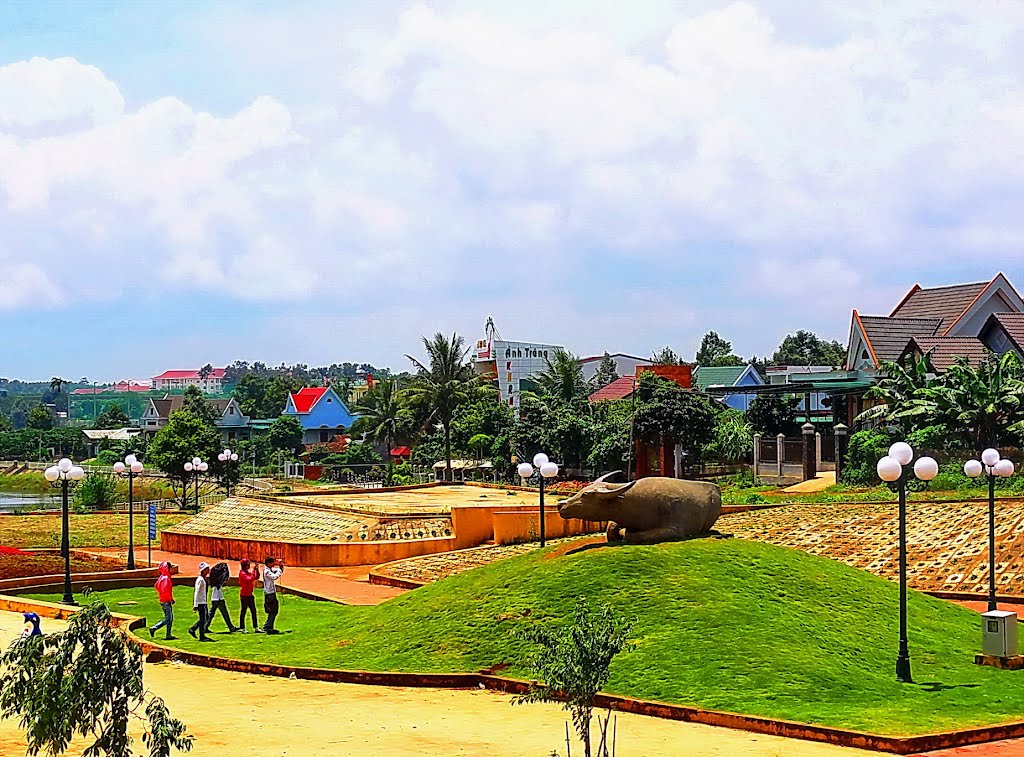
[0,492,59,511]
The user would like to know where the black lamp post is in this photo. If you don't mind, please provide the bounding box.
[217,447,239,497]
[44,458,85,605]
[964,450,1016,611]
[876,442,938,684]
[112,454,144,569]
[183,457,208,510]
[517,453,560,547]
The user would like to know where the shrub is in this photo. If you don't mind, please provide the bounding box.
[842,429,893,485]
[74,474,119,510]
[92,450,119,466]
[906,425,953,454]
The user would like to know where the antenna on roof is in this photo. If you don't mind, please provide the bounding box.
[485,317,502,342]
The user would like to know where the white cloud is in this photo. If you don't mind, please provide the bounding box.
[0,262,62,309]
[1,0,1024,354]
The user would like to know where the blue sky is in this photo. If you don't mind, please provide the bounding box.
[1,1,1022,380]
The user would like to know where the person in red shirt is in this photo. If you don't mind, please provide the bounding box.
[149,561,177,640]
[237,559,261,633]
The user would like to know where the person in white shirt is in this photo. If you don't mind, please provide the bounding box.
[187,562,213,642]
[261,556,285,634]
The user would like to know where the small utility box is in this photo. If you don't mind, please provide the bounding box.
[983,611,1018,658]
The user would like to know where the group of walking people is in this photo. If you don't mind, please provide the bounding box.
[148,556,285,641]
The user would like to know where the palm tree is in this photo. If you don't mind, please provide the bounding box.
[49,377,66,394]
[352,378,410,473]
[532,349,587,405]
[404,333,480,481]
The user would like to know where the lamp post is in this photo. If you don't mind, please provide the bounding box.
[876,442,938,683]
[517,453,560,547]
[183,457,208,510]
[43,458,86,605]
[217,448,239,497]
[112,454,144,569]
[964,449,1016,612]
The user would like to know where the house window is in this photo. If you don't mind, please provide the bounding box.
[326,397,332,402]
[319,430,330,443]
[228,407,234,414]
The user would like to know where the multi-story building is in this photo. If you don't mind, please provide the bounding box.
[152,368,226,393]
[472,319,563,409]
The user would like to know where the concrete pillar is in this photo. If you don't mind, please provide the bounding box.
[776,433,785,478]
[834,423,849,483]
[815,431,822,468]
[753,433,762,482]
[802,423,816,482]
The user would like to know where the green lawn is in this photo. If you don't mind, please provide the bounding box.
[0,513,188,549]
[26,538,1024,736]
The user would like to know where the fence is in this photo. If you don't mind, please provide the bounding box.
[17,461,168,478]
[752,431,839,483]
[281,463,433,487]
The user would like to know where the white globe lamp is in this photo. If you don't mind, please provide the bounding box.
[982,448,1001,467]
[540,462,559,479]
[877,456,902,483]
[964,459,984,478]
[532,453,549,467]
[130,461,143,474]
[913,456,939,482]
[44,466,59,482]
[517,462,534,479]
[112,461,126,474]
[58,458,72,473]
[888,443,913,467]
[995,459,1015,478]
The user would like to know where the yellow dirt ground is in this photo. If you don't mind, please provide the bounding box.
[0,611,871,756]
[782,471,837,493]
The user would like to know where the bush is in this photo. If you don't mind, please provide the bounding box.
[841,429,893,485]
[906,425,953,454]
[74,474,119,510]
[92,450,119,466]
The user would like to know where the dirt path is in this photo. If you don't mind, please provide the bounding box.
[0,610,876,757]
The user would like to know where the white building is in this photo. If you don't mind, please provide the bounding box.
[472,319,562,408]
[151,368,226,393]
[579,353,652,383]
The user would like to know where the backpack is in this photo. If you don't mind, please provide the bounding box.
[209,562,230,589]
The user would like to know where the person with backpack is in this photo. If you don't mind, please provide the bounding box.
[237,559,261,633]
[149,561,176,640]
[187,562,213,642]
[261,556,284,634]
[205,562,238,634]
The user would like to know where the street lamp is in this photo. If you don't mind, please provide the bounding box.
[183,457,208,510]
[964,449,1016,611]
[217,448,239,497]
[517,452,560,547]
[112,454,144,569]
[43,458,86,605]
[876,442,938,683]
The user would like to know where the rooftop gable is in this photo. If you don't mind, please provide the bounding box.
[694,365,751,389]
[889,281,988,332]
[858,314,942,366]
[288,387,329,413]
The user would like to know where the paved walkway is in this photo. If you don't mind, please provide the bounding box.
[84,548,407,605]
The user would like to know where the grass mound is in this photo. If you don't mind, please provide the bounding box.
[32,538,1024,735]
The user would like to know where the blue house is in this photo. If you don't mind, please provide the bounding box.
[282,386,358,445]
[694,365,764,411]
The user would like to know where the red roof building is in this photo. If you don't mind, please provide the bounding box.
[152,368,226,393]
[588,375,637,402]
[289,387,328,413]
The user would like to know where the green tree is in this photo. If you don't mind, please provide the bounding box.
[147,410,221,507]
[704,409,753,463]
[198,363,214,380]
[181,386,218,425]
[532,349,587,405]
[856,355,937,436]
[695,331,744,367]
[232,374,304,418]
[49,376,66,395]
[404,332,480,481]
[634,374,717,463]
[515,597,634,757]
[352,377,410,460]
[0,600,193,757]
[589,352,619,391]
[267,414,304,455]
[25,403,53,431]
[0,414,11,433]
[771,330,846,367]
[650,346,682,365]
[95,402,130,429]
[911,352,1024,452]
[586,400,632,472]
[746,393,801,437]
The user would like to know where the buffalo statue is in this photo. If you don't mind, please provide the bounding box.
[557,472,722,544]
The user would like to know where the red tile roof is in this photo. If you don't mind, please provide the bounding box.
[152,369,226,380]
[290,387,328,413]
[588,375,636,402]
[71,387,106,395]
[889,281,989,333]
[905,337,990,370]
[992,313,1024,353]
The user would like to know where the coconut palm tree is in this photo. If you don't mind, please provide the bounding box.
[49,377,66,394]
[532,349,587,405]
[352,377,410,481]
[404,333,480,481]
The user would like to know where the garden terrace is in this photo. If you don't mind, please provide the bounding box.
[261,484,542,517]
[722,499,1024,595]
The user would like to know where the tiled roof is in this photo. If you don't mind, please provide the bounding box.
[890,281,988,333]
[906,337,990,371]
[859,315,942,364]
[151,395,231,420]
[290,387,328,413]
[588,375,636,402]
[71,387,106,394]
[992,313,1024,353]
[694,365,749,390]
[153,369,226,380]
